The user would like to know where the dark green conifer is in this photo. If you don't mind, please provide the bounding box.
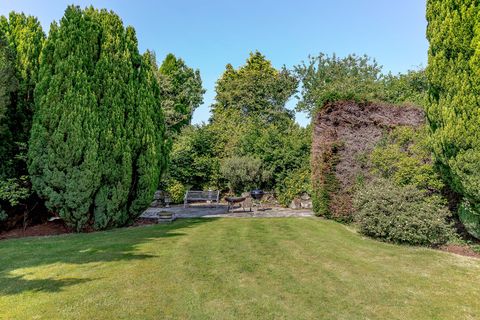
[0,13,44,177]
[29,6,166,230]
[426,0,480,237]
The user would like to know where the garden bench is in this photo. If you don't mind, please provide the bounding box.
[183,190,220,208]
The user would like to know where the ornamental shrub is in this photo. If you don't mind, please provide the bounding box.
[28,6,167,230]
[166,180,186,204]
[220,156,269,194]
[353,179,454,246]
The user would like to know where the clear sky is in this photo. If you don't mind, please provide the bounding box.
[1,0,428,126]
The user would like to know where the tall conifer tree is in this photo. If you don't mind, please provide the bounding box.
[426,0,480,237]
[29,6,166,230]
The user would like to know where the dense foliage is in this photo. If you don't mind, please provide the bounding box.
[276,165,311,207]
[220,156,268,194]
[354,179,453,246]
[167,125,219,190]
[370,126,443,192]
[295,54,383,116]
[211,51,297,125]
[28,6,167,230]
[0,13,44,177]
[156,53,205,135]
[426,0,480,238]
[165,52,310,199]
[382,69,427,106]
[0,35,17,178]
[0,13,45,228]
[295,53,428,117]
[208,52,309,193]
[353,126,455,245]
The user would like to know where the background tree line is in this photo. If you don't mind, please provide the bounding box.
[1,2,478,246]
[0,8,427,233]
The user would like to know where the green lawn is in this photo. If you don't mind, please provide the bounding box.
[1,218,479,319]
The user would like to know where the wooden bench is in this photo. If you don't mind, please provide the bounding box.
[183,190,220,208]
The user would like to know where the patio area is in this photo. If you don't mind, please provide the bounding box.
[140,204,314,220]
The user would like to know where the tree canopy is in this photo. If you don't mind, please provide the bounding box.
[156,53,205,135]
[295,53,428,117]
[295,53,383,117]
[211,51,297,125]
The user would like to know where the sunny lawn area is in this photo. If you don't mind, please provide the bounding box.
[0,218,479,319]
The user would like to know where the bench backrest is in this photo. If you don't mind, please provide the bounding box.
[185,190,219,201]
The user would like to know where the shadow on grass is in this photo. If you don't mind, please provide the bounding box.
[0,276,93,295]
[0,218,215,296]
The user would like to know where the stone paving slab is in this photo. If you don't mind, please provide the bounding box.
[140,204,314,220]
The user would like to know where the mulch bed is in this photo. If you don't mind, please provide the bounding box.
[0,218,158,241]
[438,244,480,259]
[0,220,71,240]
[131,218,157,227]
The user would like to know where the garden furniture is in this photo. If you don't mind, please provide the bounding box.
[183,190,220,208]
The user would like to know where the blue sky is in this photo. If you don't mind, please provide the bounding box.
[1,0,428,126]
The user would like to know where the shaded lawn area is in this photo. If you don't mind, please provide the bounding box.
[0,218,479,319]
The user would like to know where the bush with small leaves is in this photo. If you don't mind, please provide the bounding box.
[166,180,186,205]
[370,126,444,192]
[354,179,454,246]
[220,156,268,195]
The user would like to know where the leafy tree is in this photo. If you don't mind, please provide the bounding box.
[211,51,297,126]
[426,0,480,238]
[29,6,167,231]
[167,125,219,190]
[295,53,383,117]
[295,54,428,117]
[382,69,428,107]
[156,53,205,135]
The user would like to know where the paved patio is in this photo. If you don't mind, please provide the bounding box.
[140,204,314,220]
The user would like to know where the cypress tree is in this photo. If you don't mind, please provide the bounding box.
[29,6,166,230]
[0,13,44,177]
[426,0,480,237]
[0,34,17,173]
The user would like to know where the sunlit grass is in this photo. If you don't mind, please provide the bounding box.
[0,218,479,319]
